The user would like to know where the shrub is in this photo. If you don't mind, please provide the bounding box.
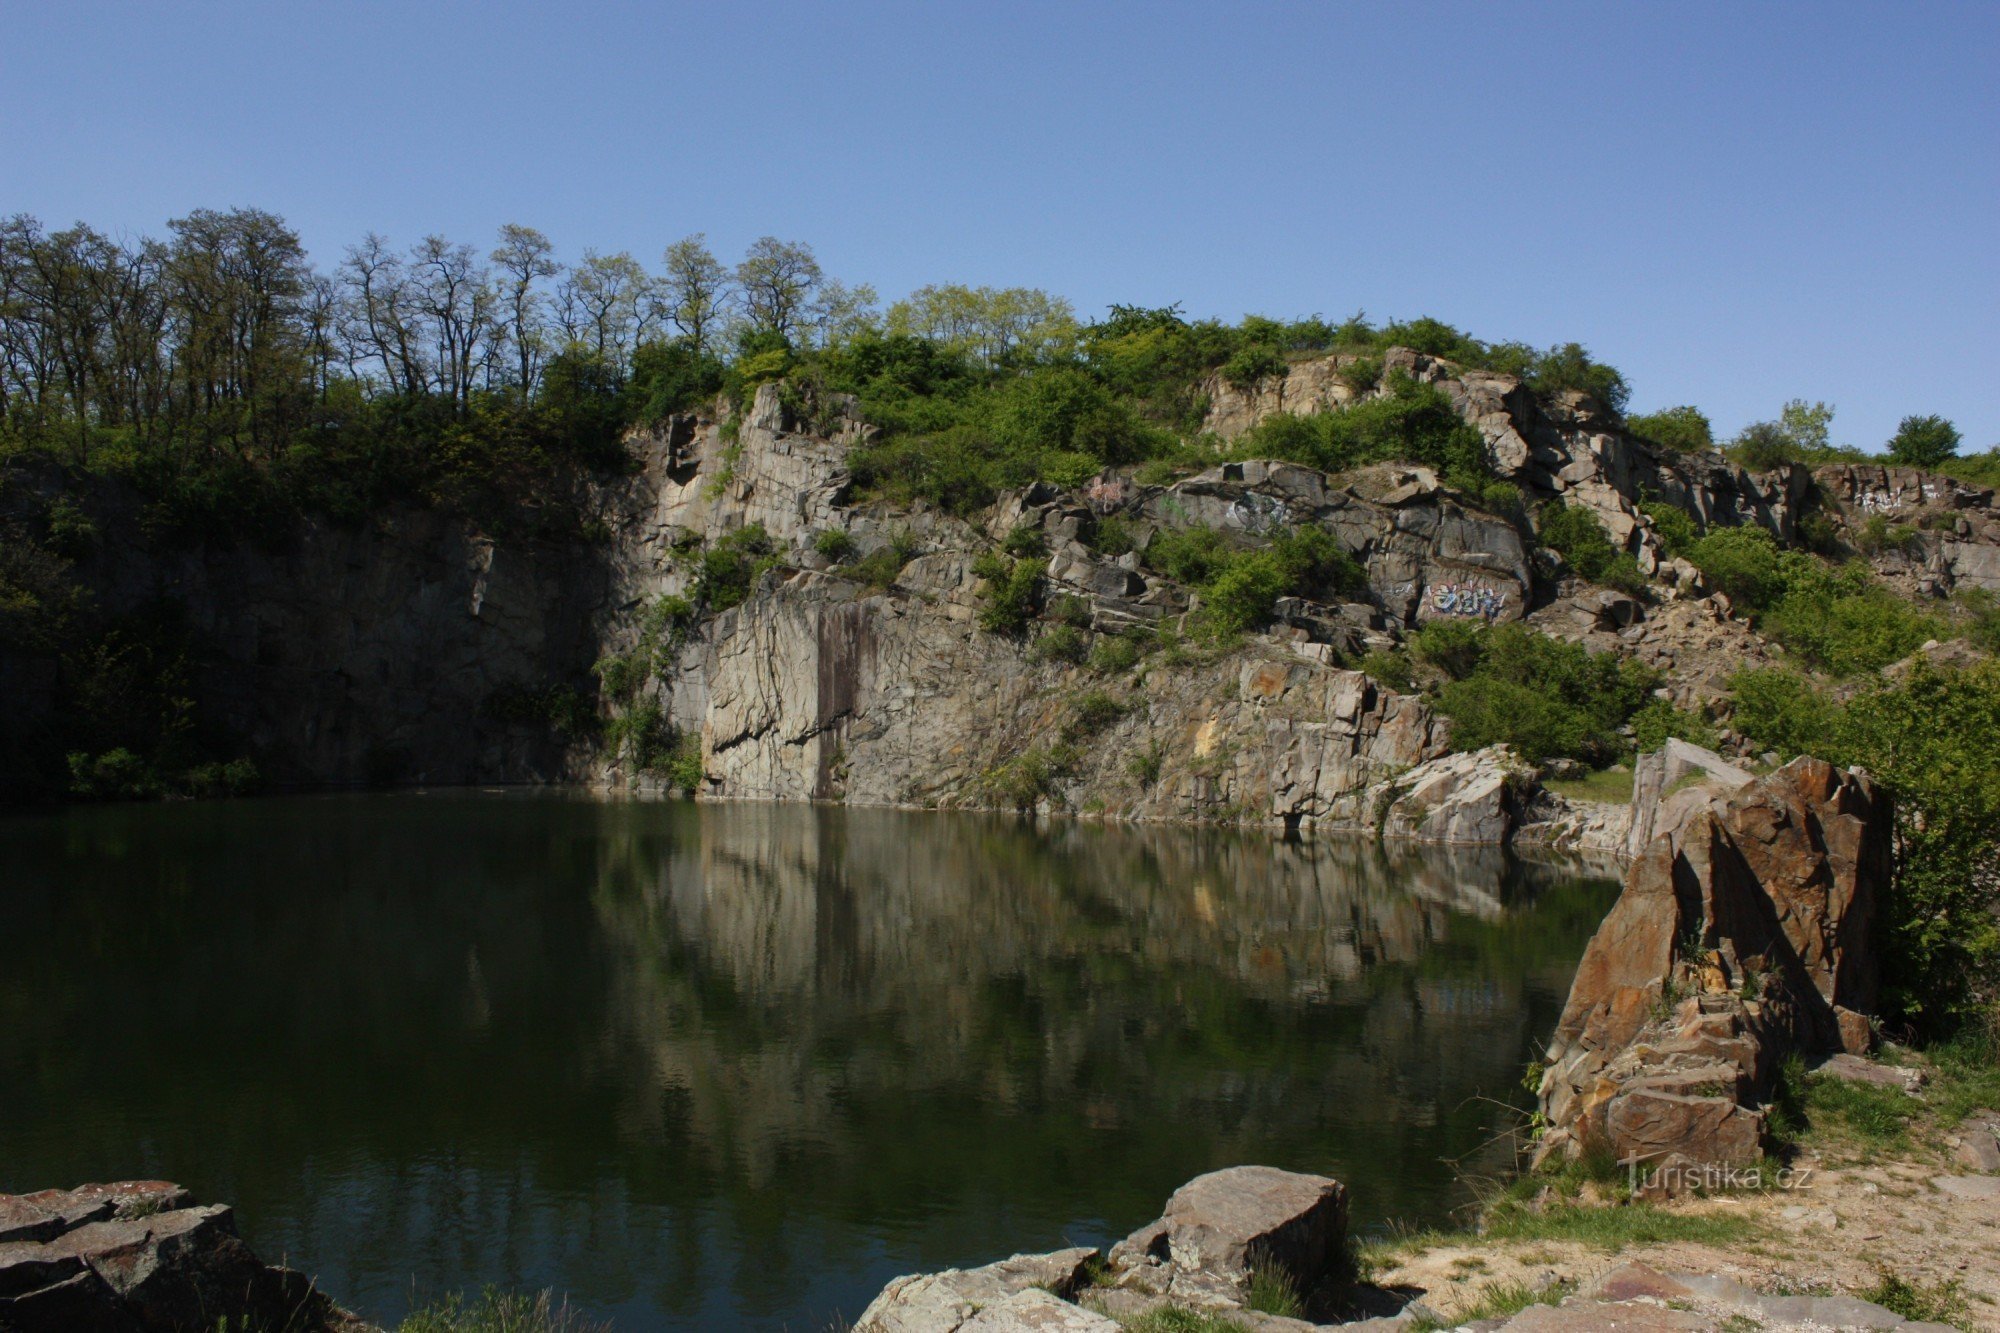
[1538,499,1646,593]
[1629,698,1717,753]
[1062,690,1127,742]
[1628,405,1714,453]
[1359,649,1413,692]
[1050,594,1092,628]
[1088,633,1143,674]
[1687,525,1786,609]
[1640,501,1698,559]
[1336,355,1383,393]
[1204,553,1287,634]
[1087,514,1138,556]
[1001,523,1047,557]
[1030,624,1088,663]
[977,554,1042,634]
[1221,342,1287,387]
[695,524,780,612]
[813,528,856,563]
[1886,414,1960,470]
[1728,421,1802,471]
[1425,623,1657,765]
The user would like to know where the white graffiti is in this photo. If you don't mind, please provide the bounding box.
[1858,482,1941,514]
[1428,581,1506,619]
[1226,493,1291,532]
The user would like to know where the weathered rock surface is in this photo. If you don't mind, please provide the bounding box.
[854,1248,1103,1333]
[1117,1166,1347,1293]
[0,1182,368,1332]
[1536,757,1894,1178]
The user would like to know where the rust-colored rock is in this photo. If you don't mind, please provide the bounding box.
[1536,756,1893,1179]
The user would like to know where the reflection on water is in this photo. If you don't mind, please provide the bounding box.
[0,795,1615,1330]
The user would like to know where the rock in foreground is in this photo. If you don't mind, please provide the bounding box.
[0,1181,367,1333]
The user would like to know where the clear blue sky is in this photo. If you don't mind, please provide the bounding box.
[3,0,1994,450]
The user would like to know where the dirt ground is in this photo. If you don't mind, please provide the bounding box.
[1368,1116,2000,1329]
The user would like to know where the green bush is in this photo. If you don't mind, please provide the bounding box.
[1424,623,1657,765]
[1062,690,1127,742]
[813,528,856,563]
[976,554,1042,634]
[1538,500,1646,593]
[1629,698,1717,752]
[1030,624,1088,663]
[1221,343,1288,387]
[1359,648,1413,692]
[1088,633,1143,674]
[1204,553,1288,634]
[1628,405,1714,453]
[1687,525,1786,609]
[694,524,780,612]
[1640,501,1698,559]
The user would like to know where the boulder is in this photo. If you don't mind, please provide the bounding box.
[853,1248,1101,1333]
[1116,1165,1347,1294]
[0,1183,367,1333]
[1537,757,1894,1179]
[959,1289,1119,1331]
[1378,747,1525,846]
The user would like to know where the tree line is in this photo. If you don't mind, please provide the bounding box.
[0,210,923,457]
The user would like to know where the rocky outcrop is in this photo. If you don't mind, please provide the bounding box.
[1535,757,1894,1178]
[0,1181,368,1332]
[857,1165,1351,1331]
[1202,346,1812,582]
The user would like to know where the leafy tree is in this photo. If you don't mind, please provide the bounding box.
[736,237,822,341]
[1887,414,1961,470]
[1628,405,1714,453]
[658,234,733,357]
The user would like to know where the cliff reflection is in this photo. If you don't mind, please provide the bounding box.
[0,795,1615,1332]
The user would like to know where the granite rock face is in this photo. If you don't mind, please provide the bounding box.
[0,1182,369,1333]
[1536,757,1894,1178]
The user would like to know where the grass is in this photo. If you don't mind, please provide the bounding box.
[1543,765,1634,804]
[1243,1264,1303,1317]
[396,1289,608,1333]
[1117,1309,1251,1333]
[1801,1071,1921,1151]
[1408,1279,1573,1332]
[1861,1269,1971,1327]
[1479,1201,1762,1250]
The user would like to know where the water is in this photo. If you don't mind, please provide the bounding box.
[0,793,1616,1330]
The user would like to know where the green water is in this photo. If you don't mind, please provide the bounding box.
[0,794,1615,1329]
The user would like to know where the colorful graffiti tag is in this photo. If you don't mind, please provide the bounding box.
[1428,581,1506,619]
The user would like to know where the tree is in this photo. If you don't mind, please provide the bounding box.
[1887,414,1960,470]
[412,235,498,413]
[1779,399,1834,454]
[564,250,650,363]
[735,237,821,340]
[490,224,558,396]
[1627,405,1713,453]
[338,233,426,396]
[657,234,731,356]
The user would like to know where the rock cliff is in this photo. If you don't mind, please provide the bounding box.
[13,347,1992,850]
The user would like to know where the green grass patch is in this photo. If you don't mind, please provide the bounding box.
[1802,1072,1920,1150]
[1544,766,1634,804]
[1860,1269,1971,1327]
[1244,1264,1303,1317]
[1117,1309,1252,1333]
[1479,1201,1760,1250]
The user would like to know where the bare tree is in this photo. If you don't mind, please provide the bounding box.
[491,224,558,395]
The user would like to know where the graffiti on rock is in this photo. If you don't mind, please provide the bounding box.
[1428,581,1506,619]
[1857,482,1942,514]
[1225,492,1291,532]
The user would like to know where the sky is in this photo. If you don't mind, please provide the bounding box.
[2,0,1994,451]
